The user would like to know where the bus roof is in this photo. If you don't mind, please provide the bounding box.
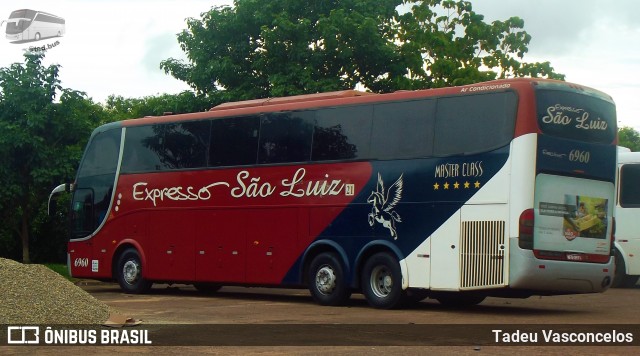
[210,90,376,111]
[9,9,64,20]
[619,150,640,164]
[120,78,607,127]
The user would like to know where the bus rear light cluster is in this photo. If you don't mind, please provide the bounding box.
[518,209,534,250]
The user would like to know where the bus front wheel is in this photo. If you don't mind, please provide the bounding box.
[308,252,351,306]
[35,33,41,41]
[361,252,405,309]
[116,248,152,294]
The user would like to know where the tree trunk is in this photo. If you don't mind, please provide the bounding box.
[21,212,30,263]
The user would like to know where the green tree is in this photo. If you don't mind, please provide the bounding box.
[0,51,104,263]
[160,0,564,100]
[397,0,564,89]
[619,126,640,151]
[104,91,215,121]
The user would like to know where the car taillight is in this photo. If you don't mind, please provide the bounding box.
[519,209,534,250]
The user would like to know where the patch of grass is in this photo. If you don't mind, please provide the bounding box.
[44,263,75,281]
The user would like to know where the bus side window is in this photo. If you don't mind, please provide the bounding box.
[371,99,435,160]
[258,112,314,164]
[620,164,640,208]
[122,125,166,172]
[162,121,210,169]
[312,105,372,161]
[433,92,517,156]
[209,116,260,167]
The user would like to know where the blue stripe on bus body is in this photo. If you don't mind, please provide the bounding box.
[282,145,511,286]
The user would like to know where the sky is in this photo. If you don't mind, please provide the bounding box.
[0,0,638,130]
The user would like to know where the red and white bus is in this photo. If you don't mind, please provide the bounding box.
[51,78,618,308]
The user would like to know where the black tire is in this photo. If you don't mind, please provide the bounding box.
[308,252,351,306]
[116,248,152,294]
[361,252,405,309]
[434,292,486,307]
[612,249,640,288]
[35,33,41,41]
[193,283,222,294]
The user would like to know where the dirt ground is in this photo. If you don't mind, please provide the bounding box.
[81,282,640,325]
[3,282,640,354]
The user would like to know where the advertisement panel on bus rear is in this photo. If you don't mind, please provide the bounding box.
[534,174,613,257]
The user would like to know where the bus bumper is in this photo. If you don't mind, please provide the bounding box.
[508,237,614,293]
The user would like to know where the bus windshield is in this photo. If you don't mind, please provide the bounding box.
[70,128,121,238]
[5,10,35,35]
[536,89,616,144]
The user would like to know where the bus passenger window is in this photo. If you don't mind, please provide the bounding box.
[209,116,260,167]
[122,125,166,172]
[258,112,314,164]
[162,121,210,169]
[620,164,640,208]
[371,100,435,160]
[433,92,517,156]
[312,105,372,161]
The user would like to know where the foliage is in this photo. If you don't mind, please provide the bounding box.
[104,91,216,121]
[0,54,213,263]
[160,0,564,100]
[0,51,103,263]
[618,126,640,152]
[397,0,564,88]
[45,263,75,281]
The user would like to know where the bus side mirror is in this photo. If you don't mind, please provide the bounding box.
[48,183,72,215]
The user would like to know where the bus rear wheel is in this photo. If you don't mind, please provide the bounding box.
[361,252,405,309]
[35,33,41,41]
[612,249,640,288]
[116,248,152,294]
[308,252,351,306]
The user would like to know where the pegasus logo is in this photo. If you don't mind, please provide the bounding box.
[367,173,403,239]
